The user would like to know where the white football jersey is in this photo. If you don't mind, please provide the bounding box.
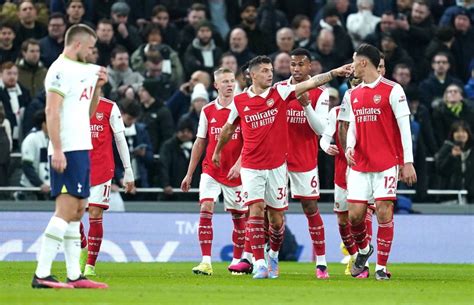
[45,55,100,154]
[20,130,50,187]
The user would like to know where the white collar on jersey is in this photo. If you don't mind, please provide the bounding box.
[214,98,233,110]
[360,75,382,88]
[247,85,271,99]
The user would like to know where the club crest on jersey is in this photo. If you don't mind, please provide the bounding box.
[96,112,104,121]
[266,98,275,107]
[373,94,382,104]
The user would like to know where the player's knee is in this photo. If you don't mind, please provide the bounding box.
[249,202,265,216]
[301,200,318,214]
[349,213,364,225]
[200,201,214,213]
[89,207,103,218]
[376,203,393,222]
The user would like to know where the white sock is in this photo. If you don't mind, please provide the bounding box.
[242,251,252,262]
[268,249,279,259]
[365,261,370,267]
[359,244,370,255]
[35,216,69,278]
[231,258,240,265]
[351,253,358,260]
[316,255,327,266]
[376,264,386,272]
[201,255,211,264]
[254,259,267,268]
[63,221,82,280]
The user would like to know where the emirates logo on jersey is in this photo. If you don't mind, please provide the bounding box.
[96,112,104,121]
[373,94,382,104]
[266,98,275,107]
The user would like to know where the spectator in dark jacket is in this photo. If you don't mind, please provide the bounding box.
[435,120,474,202]
[150,5,179,50]
[159,119,200,200]
[110,2,142,54]
[380,31,414,81]
[0,23,20,65]
[424,26,457,75]
[177,83,209,135]
[65,0,95,28]
[22,89,45,136]
[292,14,314,50]
[138,79,174,154]
[364,11,397,47]
[14,1,48,48]
[432,84,474,146]
[183,21,223,78]
[115,101,153,188]
[257,0,289,48]
[39,13,66,68]
[235,3,271,55]
[228,27,256,67]
[451,9,474,82]
[418,52,464,108]
[96,19,118,67]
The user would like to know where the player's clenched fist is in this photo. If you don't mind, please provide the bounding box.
[51,149,67,173]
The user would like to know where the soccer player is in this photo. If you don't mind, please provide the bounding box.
[285,48,330,279]
[32,24,108,289]
[345,44,417,280]
[79,96,136,276]
[181,67,247,276]
[213,55,351,279]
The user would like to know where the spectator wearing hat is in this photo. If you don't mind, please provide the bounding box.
[451,8,474,82]
[178,83,209,135]
[105,46,144,101]
[159,119,201,201]
[380,31,414,80]
[315,3,354,62]
[39,13,66,68]
[418,52,464,108]
[131,24,184,87]
[439,3,474,27]
[235,3,271,55]
[138,79,174,154]
[110,1,142,54]
[183,20,223,78]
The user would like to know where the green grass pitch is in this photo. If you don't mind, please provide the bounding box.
[1,262,473,305]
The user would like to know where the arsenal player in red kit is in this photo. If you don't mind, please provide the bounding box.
[345,44,417,280]
[213,55,351,279]
[285,48,330,278]
[181,68,247,276]
[80,97,136,276]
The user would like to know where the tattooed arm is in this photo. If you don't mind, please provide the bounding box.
[295,64,352,97]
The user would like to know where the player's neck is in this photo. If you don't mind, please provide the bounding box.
[290,75,310,84]
[362,70,380,84]
[63,48,79,62]
[218,95,232,107]
[250,84,269,96]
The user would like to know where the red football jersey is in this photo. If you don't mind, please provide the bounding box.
[197,99,243,187]
[348,77,409,172]
[228,83,296,170]
[89,97,125,186]
[287,85,328,172]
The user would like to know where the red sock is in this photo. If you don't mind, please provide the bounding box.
[264,212,270,243]
[86,217,103,266]
[365,207,374,244]
[248,216,265,260]
[339,223,357,256]
[351,219,369,250]
[198,211,213,256]
[269,224,285,252]
[244,224,252,255]
[377,220,394,266]
[231,213,246,260]
[79,221,87,249]
[306,211,326,256]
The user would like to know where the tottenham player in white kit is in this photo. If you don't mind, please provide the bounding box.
[213,56,351,279]
[32,24,108,289]
[345,44,417,280]
[181,68,247,276]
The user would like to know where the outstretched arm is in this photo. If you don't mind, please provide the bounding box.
[295,64,352,97]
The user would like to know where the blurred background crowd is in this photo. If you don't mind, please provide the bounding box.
[0,0,473,203]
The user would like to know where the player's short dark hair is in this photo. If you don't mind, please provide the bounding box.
[393,63,410,73]
[111,45,129,58]
[414,0,430,8]
[33,109,46,130]
[67,0,84,8]
[355,43,380,68]
[0,22,16,32]
[0,61,16,72]
[143,23,163,41]
[290,48,312,60]
[381,10,395,17]
[97,18,113,28]
[248,55,272,71]
[121,101,142,118]
[65,23,96,46]
[189,3,207,13]
[448,120,472,147]
[48,12,67,23]
[21,38,39,53]
[433,51,450,62]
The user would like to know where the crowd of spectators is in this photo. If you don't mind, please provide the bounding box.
[0,0,473,202]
